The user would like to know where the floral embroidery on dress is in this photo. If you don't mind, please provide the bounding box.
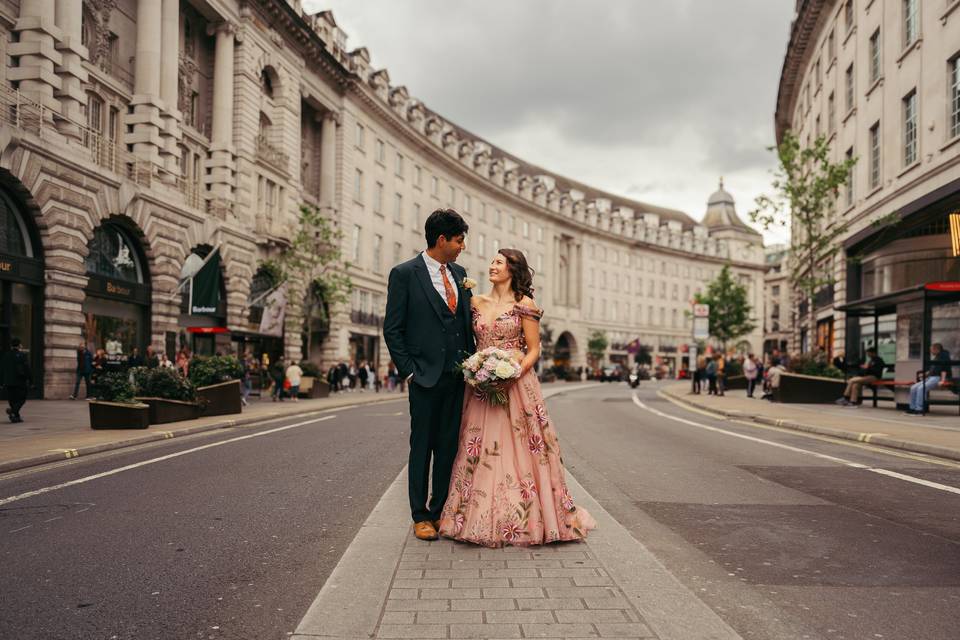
[437,303,596,547]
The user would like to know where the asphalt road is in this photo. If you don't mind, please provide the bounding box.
[0,399,411,640]
[555,382,960,640]
[3,384,959,640]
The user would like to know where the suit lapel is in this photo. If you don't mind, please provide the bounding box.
[413,257,448,322]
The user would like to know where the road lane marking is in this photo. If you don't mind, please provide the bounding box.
[658,391,960,469]
[0,415,337,507]
[634,395,960,496]
[8,525,31,533]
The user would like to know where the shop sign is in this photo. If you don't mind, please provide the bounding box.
[187,327,229,334]
[925,281,960,292]
[189,249,222,315]
[259,282,288,337]
[106,281,132,297]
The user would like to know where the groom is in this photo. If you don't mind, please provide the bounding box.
[383,208,475,541]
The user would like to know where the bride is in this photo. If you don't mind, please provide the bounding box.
[438,248,595,547]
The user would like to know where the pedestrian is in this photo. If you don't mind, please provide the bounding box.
[92,348,107,383]
[388,361,399,391]
[158,352,175,369]
[70,340,93,400]
[761,358,786,401]
[693,354,705,394]
[240,352,253,406]
[337,361,348,392]
[906,343,952,415]
[285,359,303,402]
[743,352,759,398]
[126,347,144,368]
[715,353,726,396]
[0,338,32,423]
[705,357,717,395]
[348,362,358,391]
[176,347,191,377]
[357,360,368,392]
[836,347,885,407]
[145,345,160,368]
[271,357,286,401]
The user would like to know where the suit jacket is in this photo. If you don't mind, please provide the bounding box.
[383,254,476,388]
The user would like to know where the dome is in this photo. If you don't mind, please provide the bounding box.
[702,178,761,236]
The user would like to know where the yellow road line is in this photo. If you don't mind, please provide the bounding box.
[657,391,960,469]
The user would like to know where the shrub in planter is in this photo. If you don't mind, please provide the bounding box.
[786,352,843,379]
[89,372,149,430]
[725,360,743,377]
[188,355,245,388]
[133,367,201,424]
[300,361,322,378]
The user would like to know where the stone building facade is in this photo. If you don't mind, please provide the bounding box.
[0,0,764,399]
[763,244,793,355]
[775,0,960,370]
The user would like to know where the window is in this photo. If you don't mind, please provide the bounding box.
[522,220,529,238]
[352,225,361,262]
[393,193,403,224]
[413,203,421,231]
[827,92,835,133]
[903,0,918,49]
[430,175,439,196]
[355,123,365,149]
[393,242,402,266]
[480,203,487,222]
[86,93,103,132]
[815,114,822,138]
[672,283,678,300]
[672,309,678,328]
[869,29,881,83]
[844,0,854,33]
[478,234,486,257]
[951,57,960,140]
[374,181,384,214]
[845,63,855,112]
[536,226,543,242]
[660,281,666,298]
[354,169,364,202]
[414,165,422,188]
[395,152,404,177]
[508,215,515,233]
[869,122,881,189]
[845,147,854,207]
[494,209,502,226]
[772,285,780,297]
[647,307,654,325]
[372,234,383,273]
[903,90,918,166]
[463,193,471,214]
[448,185,455,205]
[492,238,500,254]
[815,58,822,88]
[827,28,835,61]
[536,253,543,271]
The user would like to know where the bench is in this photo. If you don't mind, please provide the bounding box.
[866,378,959,414]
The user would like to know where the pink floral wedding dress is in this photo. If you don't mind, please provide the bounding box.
[438,303,596,547]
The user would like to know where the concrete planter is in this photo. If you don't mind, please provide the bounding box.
[299,376,331,399]
[89,400,150,430]
[774,372,846,403]
[197,380,242,417]
[723,375,748,390]
[136,397,201,424]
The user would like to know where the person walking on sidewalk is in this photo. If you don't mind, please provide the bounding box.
[285,360,303,402]
[836,348,885,407]
[357,360,368,392]
[906,343,952,415]
[383,208,475,542]
[693,354,705,394]
[705,357,717,395]
[70,341,93,400]
[743,353,759,398]
[715,353,726,396]
[270,357,286,402]
[1,338,32,423]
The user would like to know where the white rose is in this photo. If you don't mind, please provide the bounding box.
[494,361,517,380]
[462,277,478,290]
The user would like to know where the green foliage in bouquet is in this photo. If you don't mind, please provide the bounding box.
[91,371,137,404]
[133,366,197,401]
[188,355,245,388]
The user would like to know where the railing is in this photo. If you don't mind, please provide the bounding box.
[814,283,835,309]
[176,176,203,210]
[97,57,135,92]
[350,310,383,327]
[256,134,290,173]
[0,84,153,188]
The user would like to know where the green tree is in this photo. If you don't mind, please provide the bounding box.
[693,264,756,351]
[260,205,353,357]
[587,330,608,368]
[750,130,857,343]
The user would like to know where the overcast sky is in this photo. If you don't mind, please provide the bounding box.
[303,1,794,245]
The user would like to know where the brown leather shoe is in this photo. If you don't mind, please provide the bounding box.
[413,521,438,541]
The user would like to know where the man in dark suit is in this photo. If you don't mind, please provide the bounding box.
[384,208,475,541]
[1,338,33,423]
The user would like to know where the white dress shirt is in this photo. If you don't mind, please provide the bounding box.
[421,251,458,307]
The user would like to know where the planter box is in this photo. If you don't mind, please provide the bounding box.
[298,376,331,399]
[197,379,242,417]
[723,375,748,390]
[89,400,150,430]
[136,397,201,424]
[773,372,846,403]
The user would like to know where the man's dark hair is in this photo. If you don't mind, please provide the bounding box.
[424,208,468,248]
[866,347,876,355]
[771,357,781,366]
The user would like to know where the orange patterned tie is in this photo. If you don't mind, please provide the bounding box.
[439,264,457,314]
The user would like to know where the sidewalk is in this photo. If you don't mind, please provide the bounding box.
[292,384,742,640]
[0,390,409,474]
[661,383,960,462]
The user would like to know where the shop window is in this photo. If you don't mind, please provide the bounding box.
[85,225,143,283]
[0,189,31,257]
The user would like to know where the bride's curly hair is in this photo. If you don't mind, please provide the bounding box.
[498,248,535,302]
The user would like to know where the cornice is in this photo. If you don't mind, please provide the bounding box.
[775,0,833,143]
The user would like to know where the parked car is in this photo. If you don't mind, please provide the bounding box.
[600,365,624,382]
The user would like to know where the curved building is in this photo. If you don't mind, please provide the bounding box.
[775,0,960,376]
[0,0,764,397]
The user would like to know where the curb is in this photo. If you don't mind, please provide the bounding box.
[0,394,409,475]
[660,388,960,463]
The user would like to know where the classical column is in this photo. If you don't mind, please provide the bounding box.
[159,0,182,175]
[10,0,63,116]
[125,0,165,166]
[206,22,237,216]
[319,110,339,215]
[53,0,87,137]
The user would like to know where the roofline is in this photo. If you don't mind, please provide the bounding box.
[774,0,829,144]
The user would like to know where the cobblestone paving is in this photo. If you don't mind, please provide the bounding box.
[375,535,659,639]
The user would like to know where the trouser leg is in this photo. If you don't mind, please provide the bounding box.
[428,373,464,521]
[408,381,436,523]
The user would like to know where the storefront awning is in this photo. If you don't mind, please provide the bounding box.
[838,282,960,316]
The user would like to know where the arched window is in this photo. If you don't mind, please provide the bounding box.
[259,111,272,138]
[86,92,104,133]
[0,189,33,258]
[261,68,274,98]
[81,3,97,53]
[85,224,145,283]
[247,266,278,325]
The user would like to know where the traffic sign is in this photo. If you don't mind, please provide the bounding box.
[693,303,710,318]
[693,317,709,340]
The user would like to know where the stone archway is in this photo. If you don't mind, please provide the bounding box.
[554,331,578,370]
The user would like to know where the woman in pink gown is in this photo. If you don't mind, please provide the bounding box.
[438,249,595,547]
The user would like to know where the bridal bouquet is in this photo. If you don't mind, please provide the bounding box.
[459,347,521,406]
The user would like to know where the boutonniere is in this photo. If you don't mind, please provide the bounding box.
[461,277,477,290]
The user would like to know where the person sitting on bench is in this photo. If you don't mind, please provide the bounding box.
[905,343,952,416]
[836,348,885,407]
